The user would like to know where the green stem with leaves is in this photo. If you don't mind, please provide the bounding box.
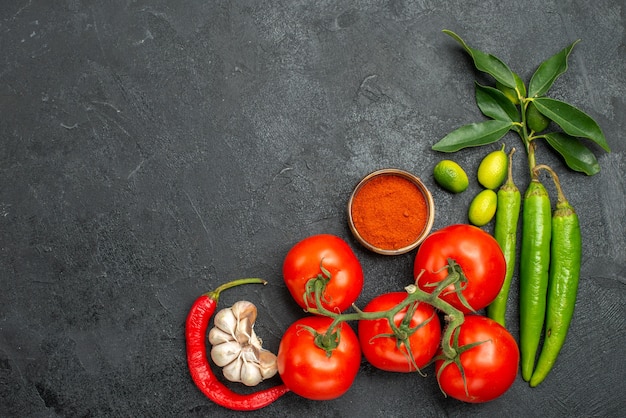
[432,30,609,177]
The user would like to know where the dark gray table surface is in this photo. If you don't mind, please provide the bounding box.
[2,1,625,417]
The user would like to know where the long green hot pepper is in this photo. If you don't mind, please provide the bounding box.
[530,166,582,387]
[487,148,521,327]
[519,176,552,382]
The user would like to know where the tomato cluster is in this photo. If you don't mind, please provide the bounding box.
[277,225,519,403]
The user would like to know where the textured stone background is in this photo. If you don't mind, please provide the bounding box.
[1,1,624,417]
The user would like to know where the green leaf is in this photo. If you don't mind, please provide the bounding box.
[475,83,520,122]
[543,132,600,175]
[528,40,580,98]
[432,120,514,152]
[533,97,610,152]
[443,30,516,88]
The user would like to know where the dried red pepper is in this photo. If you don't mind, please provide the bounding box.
[185,278,289,411]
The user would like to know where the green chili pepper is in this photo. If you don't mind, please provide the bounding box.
[487,148,521,327]
[519,177,551,382]
[529,166,581,387]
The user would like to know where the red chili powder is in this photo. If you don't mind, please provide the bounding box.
[351,174,428,250]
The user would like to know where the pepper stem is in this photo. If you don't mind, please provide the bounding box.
[208,278,267,301]
[535,164,568,204]
[527,141,538,179]
[505,147,516,186]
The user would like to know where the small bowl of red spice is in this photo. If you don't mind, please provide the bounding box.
[347,169,435,255]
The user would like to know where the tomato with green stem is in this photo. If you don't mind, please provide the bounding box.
[283,234,364,313]
[435,315,519,403]
[276,316,361,400]
[413,224,506,313]
[358,292,441,373]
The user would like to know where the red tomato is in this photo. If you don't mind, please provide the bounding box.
[413,224,506,313]
[277,316,361,400]
[283,234,363,312]
[435,315,519,403]
[358,292,441,372]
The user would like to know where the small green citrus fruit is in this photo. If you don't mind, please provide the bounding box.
[433,160,469,193]
[468,189,498,226]
[477,144,508,190]
[526,101,550,132]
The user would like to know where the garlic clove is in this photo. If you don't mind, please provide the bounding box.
[240,344,260,363]
[213,307,238,339]
[208,326,235,345]
[248,329,263,350]
[236,317,254,344]
[210,340,242,367]
[222,355,243,383]
[258,349,278,379]
[240,359,263,387]
[231,300,257,325]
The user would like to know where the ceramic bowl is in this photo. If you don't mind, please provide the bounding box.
[347,168,435,255]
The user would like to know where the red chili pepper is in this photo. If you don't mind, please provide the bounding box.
[185,278,289,411]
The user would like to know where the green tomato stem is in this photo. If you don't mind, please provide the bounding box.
[306,276,464,360]
[405,284,465,358]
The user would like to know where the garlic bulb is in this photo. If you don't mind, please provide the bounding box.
[209,301,278,386]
